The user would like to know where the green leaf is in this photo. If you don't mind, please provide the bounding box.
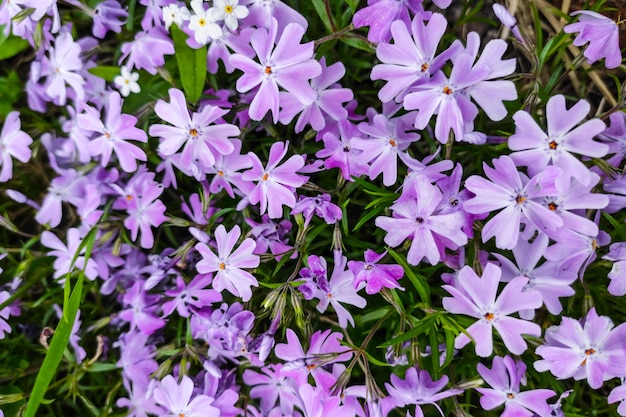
[24,229,97,417]
[171,25,207,104]
[88,66,121,82]
[346,0,359,12]
[340,36,375,53]
[386,247,431,303]
[377,313,438,348]
[0,32,29,61]
[311,0,332,32]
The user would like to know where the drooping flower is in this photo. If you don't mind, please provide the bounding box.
[477,355,555,417]
[291,193,342,227]
[534,308,626,389]
[442,263,542,357]
[563,10,622,69]
[229,19,322,122]
[162,274,222,317]
[242,141,308,219]
[195,224,260,301]
[0,111,33,182]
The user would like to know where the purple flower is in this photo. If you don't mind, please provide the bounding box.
[206,139,254,198]
[385,367,462,416]
[609,378,626,416]
[92,0,128,38]
[149,88,239,172]
[352,113,420,186]
[247,215,294,260]
[477,355,555,417]
[119,26,174,74]
[77,92,147,172]
[195,224,260,301]
[40,32,85,105]
[242,141,308,219]
[371,13,455,103]
[348,249,404,294]
[0,111,32,182]
[123,176,168,249]
[243,364,298,415]
[564,10,622,69]
[442,263,542,357]
[375,175,468,265]
[534,307,626,389]
[162,274,222,317]
[244,0,308,36]
[229,19,322,122]
[153,374,220,417]
[604,242,626,296]
[464,156,563,250]
[291,193,342,227]
[315,119,369,182]
[115,330,158,389]
[278,57,354,133]
[509,94,607,186]
[118,281,166,335]
[352,0,423,43]
[41,228,99,283]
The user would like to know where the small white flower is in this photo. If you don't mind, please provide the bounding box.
[162,3,191,30]
[188,0,223,45]
[211,0,249,31]
[113,67,140,97]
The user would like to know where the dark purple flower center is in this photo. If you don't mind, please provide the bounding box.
[416,217,424,224]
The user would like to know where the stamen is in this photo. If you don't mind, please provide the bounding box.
[549,140,558,150]
[421,63,429,72]
[483,312,494,321]
[506,392,515,399]
[364,264,373,271]
[548,202,558,211]
[225,5,233,13]
[443,86,453,95]
[189,128,198,137]
[264,66,272,74]
[198,18,206,26]
[262,173,269,181]
[516,195,526,204]
[217,170,224,176]
[416,217,424,224]
[389,138,397,147]
[218,262,226,270]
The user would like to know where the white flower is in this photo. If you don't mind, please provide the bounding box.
[113,67,140,97]
[211,0,249,31]
[162,3,191,30]
[188,0,222,45]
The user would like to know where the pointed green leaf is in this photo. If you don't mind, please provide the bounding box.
[171,25,207,104]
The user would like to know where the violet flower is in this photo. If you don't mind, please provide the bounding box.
[123,176,168,249]
[0,111,33,182]
[315,119,369,182]
[41,228,99,283]
[385,367,462,417]
[375,175,468,266]
[477,355,555,417]
[243,364,299,415]
[92,0,128,38]
[162,274,222,317]
[153,374,220,417]
[242,141,308,219]
[442,263,542,357]
[77,91,147,173]
[464,155,563,250]
[40,32,85,105]
[509,94,607,186]
[291,193,342,227]
[229,19,322,122]
[348,249,404,294]
[352,0,424,43]
[564,10,622,69]
[604,242,626,296]
[195,224,260,301]
[119,26,174,74]
[534,307,626,389]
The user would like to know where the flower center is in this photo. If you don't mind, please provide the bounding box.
[343,145,350,152]
[416,217,424,224]
[450,198,459,207]
[218,262,226,270]
[516,194,526,204]
[264,66,272,74]
[388,138,397,147]
[443,86,453,95]
[548,202,558,211]
[591,239,598,250]
[364,264,373,271]
[581,348,596,366]
[224,5,233,13]
[483,312,494,321]
[198,18,206,26]
[189,128,198,137]
[217,170,224,176]
[421,63,429,72]
[262,173,269,181]
[506,392,515,399]
[549,140,558,150]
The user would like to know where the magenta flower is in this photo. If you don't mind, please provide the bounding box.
[464,156,563,250]
[123,177,168,249]
[442,263,542,357]
[229,19,322,122]
[477,355,555,417]
[195,224,260,301]
[534,308,626,389]
[375,175,468,266]
[385,367,462,416]
[371,13,455,103]
[291,193,342,227]
[242,141,308,219]
[348,250,404,294]
[149,88,239,172]
[352,0,423,43]
[0,111,32,182]
[162,274,222,317]
[316,119,369,182]
[243,364,298,415]
[153,375,220,417]
[564,10,622,69]
[509,94,608,186]
[77,92,147,172]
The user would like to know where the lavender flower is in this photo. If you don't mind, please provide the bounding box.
[535,307,626,389]
[195,224,260,301]
[40,32,85,105]
[564,10,622,69]
[119,26,174,74]
[0,111,32,182]
[348,249,404,294]
[604,242,626,296]
[477,355,555,417]
[442,263,542,357]
[229,19,322,122]
[153,374,220,417]
[92,0,128,38]
[41,228,99,283]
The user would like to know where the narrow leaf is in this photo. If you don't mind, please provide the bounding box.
[171,25,207,104]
